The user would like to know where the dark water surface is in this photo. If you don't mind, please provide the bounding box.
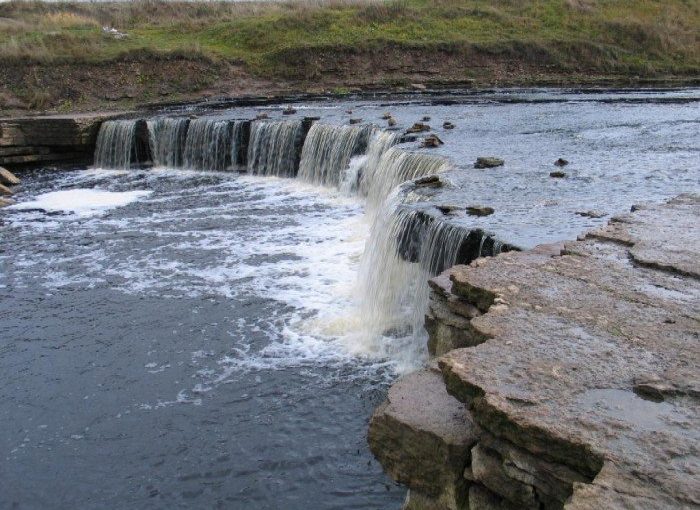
[1,89,699,509]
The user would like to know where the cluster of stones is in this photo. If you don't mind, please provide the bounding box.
[369,194,699,509]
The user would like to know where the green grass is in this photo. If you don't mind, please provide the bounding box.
[1,0,698,76]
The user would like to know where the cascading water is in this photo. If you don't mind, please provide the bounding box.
[247,120,304,177]
[357,129,400,196]
[362,147,451,214]
[182,118,242,171]
[147,117,190,168]
[94,120,139,170]
[298,123,371,188]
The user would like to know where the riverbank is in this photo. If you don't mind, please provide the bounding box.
[1,0,698,115]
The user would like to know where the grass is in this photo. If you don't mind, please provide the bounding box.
[1,0,698,112]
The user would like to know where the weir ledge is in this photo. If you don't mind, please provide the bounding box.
[369,194,699,509]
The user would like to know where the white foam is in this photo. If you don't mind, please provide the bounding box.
[8,188,152,218]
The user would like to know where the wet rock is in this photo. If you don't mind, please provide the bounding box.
[382,112,393,120]
[346,110,353,114]
[0,182,14,196]
[443,122,455,130]
[255,112,269,120]
[575,210,606,219]
[474,158,504,169]
[554,158,569,167]
[549,171,566,178]
[423,134,444,148]
[349,118,363,125]
[466,206,494,217]
[436,204,460,215]
[0,197,15,207]
[368,368,479,510]
[282,106,297,115]
[388,117,397,127]
[406,123,432,134]
[0,167,20,185]
[414,175,443,187]
[422,116,432,122]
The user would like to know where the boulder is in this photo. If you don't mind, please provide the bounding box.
[0,167,20,185]
[368,367,479,509]
[550,171,566,178]
[255,112,269,120]
[349,118,363,125]
[422,116,432,122]
[282,106,297,115]
[406,123,432,134]
[443,122,456,130]
[474,158,504,169]
[436,204,461,215]
[382,112,393,120]
[423,134,444,148]
[414,175,443,187]
[388,117,397,127]
[466,206,494,217]
[554,158,569,167]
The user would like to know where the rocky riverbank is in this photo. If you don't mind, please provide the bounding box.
[369,194,699,509]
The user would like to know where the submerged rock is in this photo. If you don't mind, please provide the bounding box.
[576,210,606,218]
[466,206,494,217]
[554,158,569,167]
[443,122,456,130]
[382,112,393,120]
[282,106,297,115]
[0,167,20,185]
[255,112,269,120]
[550,170,566,178]
[474,158,504,169]
[436,204,460,215]
[422,116,432,122]
[414,175,443,187]
[423,134,444,148]
[349,118,363,125]
[406,122,432,134]
[387,117,397,127]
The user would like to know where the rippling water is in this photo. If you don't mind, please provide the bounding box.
[1,89,698,509]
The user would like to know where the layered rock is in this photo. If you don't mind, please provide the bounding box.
[0,113,127,168]
[370,194,700,509]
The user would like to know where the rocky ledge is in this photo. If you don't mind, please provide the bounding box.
[369,194,699,509]
[0,112,128,168]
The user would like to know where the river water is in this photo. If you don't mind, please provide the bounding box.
[1,89,698,509]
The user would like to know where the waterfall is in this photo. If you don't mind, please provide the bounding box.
[354,197,507,366]
[357,129,400,196]
[362,147,451,213]
[94,120,139,170]
[247,120,304,177]
[147,117,190,168]
[182,118,242,171]
[297,123,371,188]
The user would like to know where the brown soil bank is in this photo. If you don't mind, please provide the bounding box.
[1,0,698,115]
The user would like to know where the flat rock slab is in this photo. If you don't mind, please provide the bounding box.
[440,194,700,509]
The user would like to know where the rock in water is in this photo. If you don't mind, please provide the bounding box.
[387,117,397,127]
[256,112,269,120]
[443,122,455,130]
[554,158,569,167]
[406,122,431,134]
[414,175,443,187]
[576,210,606,218]
[436,204,460,215]
[381,112,393,120]
[0,167,20,185]
[550,170,567,178]
[422,134,444,148]
[349,118,363,125]
[0,197,15,207]
[0,182,14,196]
[466,206,495,216]
[282,106,297,115]
[474,157,504,169]
[422,116,431,122]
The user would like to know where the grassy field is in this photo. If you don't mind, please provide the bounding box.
[1,0,698,112]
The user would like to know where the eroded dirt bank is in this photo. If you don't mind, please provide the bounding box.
[369,194,699,509]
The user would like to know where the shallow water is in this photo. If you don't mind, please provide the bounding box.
[1,88,699,509]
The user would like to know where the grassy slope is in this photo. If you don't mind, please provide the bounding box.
[1,0,698,112]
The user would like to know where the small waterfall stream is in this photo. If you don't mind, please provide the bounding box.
[147,117,190,168]
[298,123,371,188]
[182,118,242,171]
[247,120,304,177]
[94,120,140,170]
